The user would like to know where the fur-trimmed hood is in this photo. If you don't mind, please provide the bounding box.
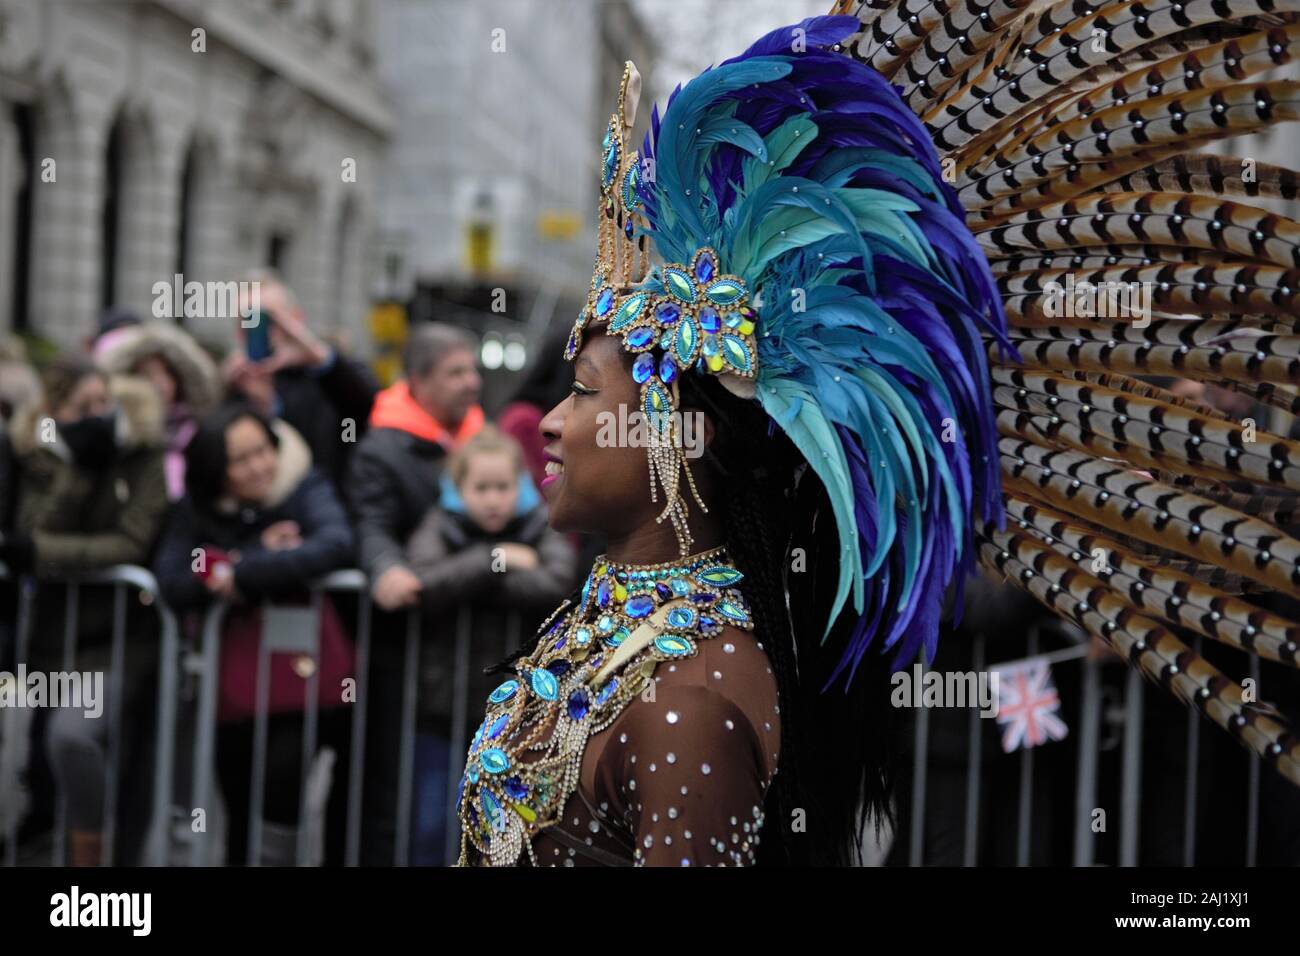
[95,321,221,415]
[10,374,165,459]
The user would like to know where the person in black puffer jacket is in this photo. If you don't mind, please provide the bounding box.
[154,403,355,865]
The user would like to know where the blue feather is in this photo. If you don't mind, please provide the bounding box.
[636,35,1007,686]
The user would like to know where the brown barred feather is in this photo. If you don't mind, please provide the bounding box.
[977,533,1300,785]
[839,0,1300,788]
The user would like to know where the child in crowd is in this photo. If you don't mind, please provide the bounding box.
[404,425,577,864]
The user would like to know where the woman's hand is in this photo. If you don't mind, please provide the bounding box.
[223,352,276,416]
[261,520,303,551]
[495,542,540,571]
[204,561,241,602]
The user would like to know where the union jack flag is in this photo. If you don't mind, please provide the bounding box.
[993,658,1068,753]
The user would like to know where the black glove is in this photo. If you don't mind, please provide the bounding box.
[0,531,35,574]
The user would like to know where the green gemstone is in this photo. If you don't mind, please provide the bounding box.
[610,293,647,332]
[705,279,746,305]
[721,334,752,372]
[698,566,743,587]
[674,315,699,366]
[664,269,696,303]
[653,634,693,657]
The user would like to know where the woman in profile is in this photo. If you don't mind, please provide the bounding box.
[454,21,1006,867]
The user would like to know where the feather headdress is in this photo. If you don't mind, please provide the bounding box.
[568,16,1009,684]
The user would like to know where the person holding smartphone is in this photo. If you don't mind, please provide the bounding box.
[223,269,378,495]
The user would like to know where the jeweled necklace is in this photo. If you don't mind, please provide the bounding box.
[455,544,753,866]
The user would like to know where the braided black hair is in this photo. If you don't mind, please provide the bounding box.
[679,371,901,866]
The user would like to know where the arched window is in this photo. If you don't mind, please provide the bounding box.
[100,111,126,309]
[8,102,35,332]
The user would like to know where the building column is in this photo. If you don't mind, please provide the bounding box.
[27,79,109,349]
[114,111,185,322]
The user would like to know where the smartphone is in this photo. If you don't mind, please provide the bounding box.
[244,310,273,362]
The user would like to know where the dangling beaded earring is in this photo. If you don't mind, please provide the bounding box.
[644,377,708,557]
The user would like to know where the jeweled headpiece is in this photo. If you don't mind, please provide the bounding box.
[564,19,1010,681]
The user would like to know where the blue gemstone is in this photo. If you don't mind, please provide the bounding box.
[626,326,654,349]
[574,626,591,645]
[596,678,619,705]
[690,592,717,605]
[488,713,509,739]
[548,660,571,678]
[699,616,716,631]
[655,582,673,601]
[624,218,634,239]
[597,615,614,632]
[482,790,505,831]
[666,607,695,628]
[655,302,680,325]
[659,353,678,384]
[479,748,509,775]
[633,352,655,384]
[625,595,655,618]
[568,689,590,720]
[699,306,721,334]
[552,635,567,651]
[505,776,528,800]
[531,668,559,701]
[587,655,603,670]
[597,579,611,607]
[488,679,519,704]
[595,287,615,316]
[694,252,717,283]
[670,578,692,597]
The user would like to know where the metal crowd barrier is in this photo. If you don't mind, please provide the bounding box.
[0,565,1273,867]
[185,571,517,867]
[0,564,180,866]
[900,622,1267,866]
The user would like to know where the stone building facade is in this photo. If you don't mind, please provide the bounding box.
[0,0,391,351]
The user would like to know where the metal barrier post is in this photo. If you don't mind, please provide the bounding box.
[962,633,985,867]
[100,583,128,866]
[294,590,323,867]
[395,610,420,866]
[1072,655,1101,866]
[1182,636,1202,867]
[1246,655,1261,867]
[52,582,80,866]
[190,603,225,866]
[1119,664,1145,866]
[2,575,35,866]
[445,605,472,866]
[1015,627,1038,867]
[345,585,372,866]
[908,661,929,866]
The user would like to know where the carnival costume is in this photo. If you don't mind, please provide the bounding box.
[458,2,1300,865]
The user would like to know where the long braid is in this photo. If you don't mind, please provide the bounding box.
[682,372,902,865]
